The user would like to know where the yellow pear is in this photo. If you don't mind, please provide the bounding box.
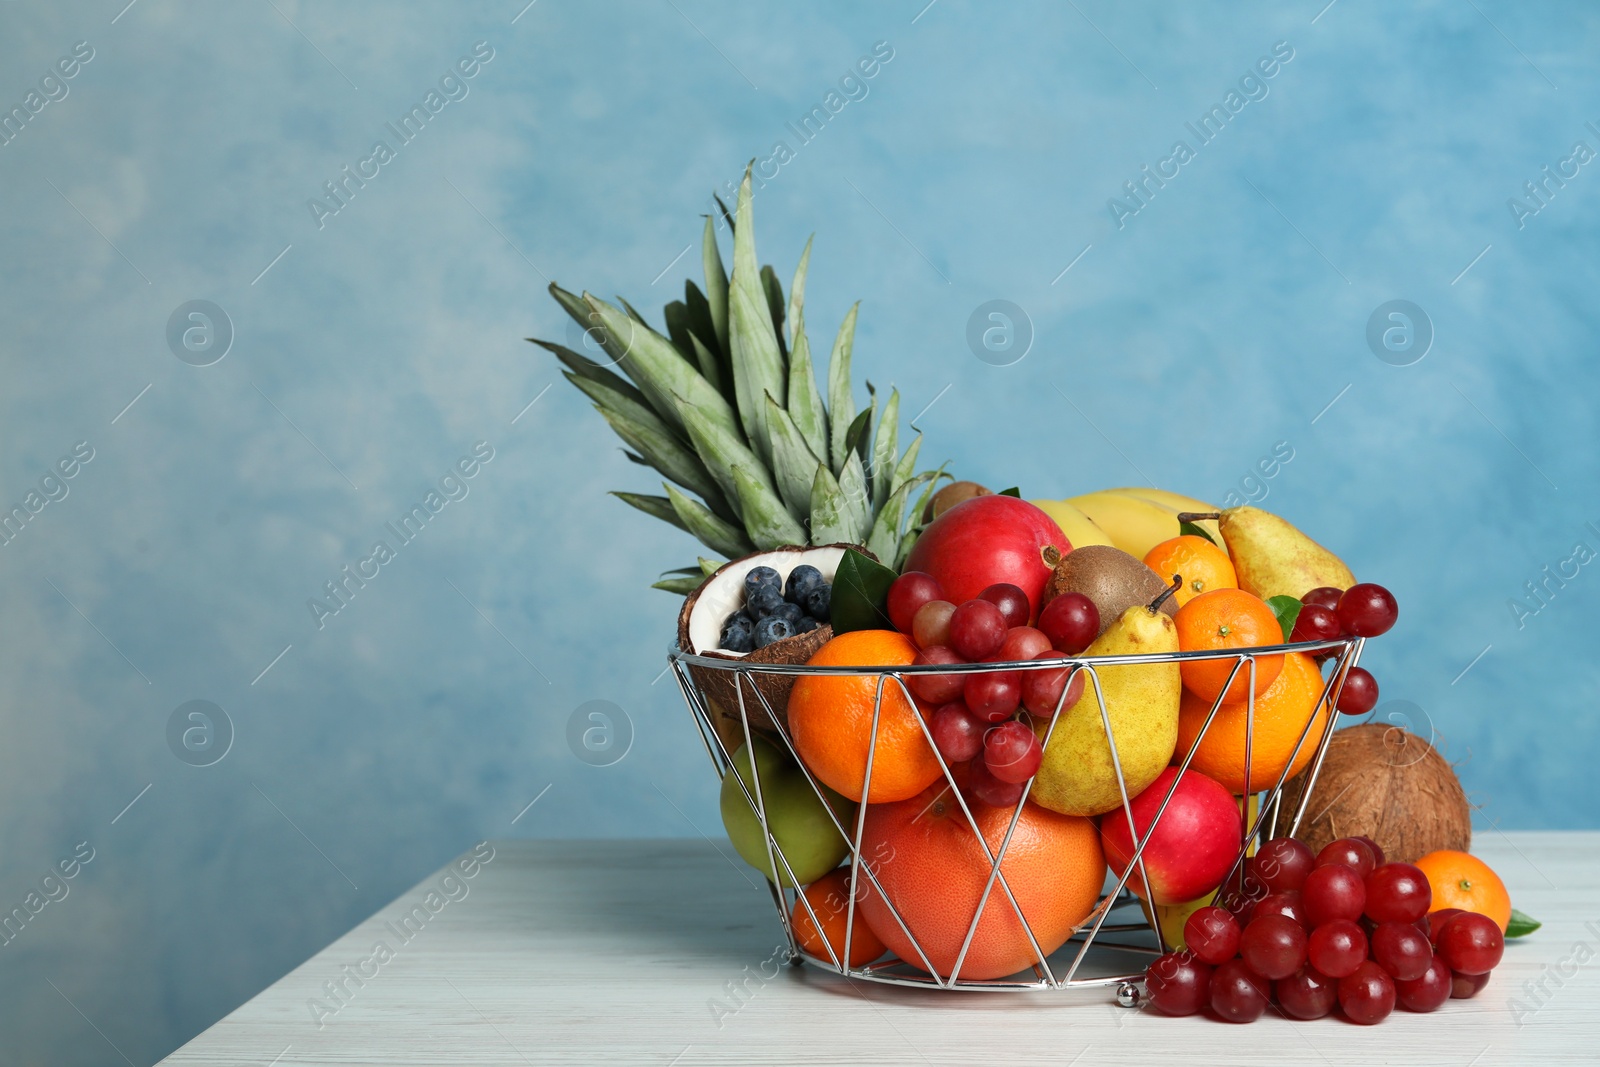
[1030,499,1115,550]
[1217,506,1354,601]
[1030,600,1181,817]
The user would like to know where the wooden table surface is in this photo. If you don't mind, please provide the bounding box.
[163,833,1599,1065]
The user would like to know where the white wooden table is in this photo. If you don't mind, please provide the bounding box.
[163,833,1598,1065]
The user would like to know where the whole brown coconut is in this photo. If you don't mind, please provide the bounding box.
[1040,544,1177,638]
[922,480,991,523]
[675,545,864,758]
[1277,723,1472,864]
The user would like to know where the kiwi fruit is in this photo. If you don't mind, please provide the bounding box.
[1042,545,1178,637]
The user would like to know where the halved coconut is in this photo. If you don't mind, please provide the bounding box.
[676,544,867,756]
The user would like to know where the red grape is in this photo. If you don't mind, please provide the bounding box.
[1218,872,1269,927]
[1338,960,1396,1024]
[979,583,1031,628]
[966,754,1023,807]
[1354,835,1385,866]
[1037,593,1099,654]
[1424,907,1466,946]
[1184,906,1240,965]
[1254,890,1308,929]
[1302,586,1344,610]
[907,645,965,704]
[910,600,956,650]
[1451,969,1491,999]
[930,703,983,764]
[1303,864,1366,927]
[1307,919,1368,978]
[1239,914,1307,980]
[1276,966,1339,1020]
[996,625,1052,662]
[1209,959,1270,1023]
[1289,603,1341,644]
[1145,951,1212,1016]
[888,571,945,635]
[1371,921,1433,981]
[1251,837,1315,892]
[1316,837,1377,879]
[1395,954,1452,1012]
[982,720,1042,784]
[1334,666,1379,715]
[1337,583,1398,638]
[1436,912,1503,975]
[1365,863,1432,923]
[1020,651,1085,717]
[963,669,1021,723]
[949,599,1007,660]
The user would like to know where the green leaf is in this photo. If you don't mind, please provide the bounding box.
[702,215,729,359]
[838,451,871,541]
[856,384,878,465]
[842,406,873,466]
[785,312,828,461]
[1506,909,1542,938]
[674,395,773,524]
[870,388,900,512]
[830,549,898,633]
[827,303,859,472]
[1267,595,1303,642]
[998,487,1021,498]
[765,392,821,518]
[687,332,724,396]
[732,464,807,550]
[1179,520,1218,546]
[581,293,732,436]
[892,433,924,494]
[865,469,939,566]
[652,574,704,595]
[611,492,689,533]
[662,300,693,356]
[728,166,786,466]
[787,235,813,349]
[618,296,650,325]
[664,484,754,559]
[531,338,650,411]
[760,263,786,354]
[809,463,855,544]
[698,556,723,577]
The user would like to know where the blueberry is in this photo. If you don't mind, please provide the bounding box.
[802,583,831,621]
[748,587,786,619]
[754,615,795,648]
[785,565,825,603]
[794,615,820,634]
[773,601,804,623]
[720,611,755,653]
[744,566,781,602]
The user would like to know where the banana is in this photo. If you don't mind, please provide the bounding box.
[1065,491,1182,559]
[1104,487,1222,545]
[1030,499,1116,551]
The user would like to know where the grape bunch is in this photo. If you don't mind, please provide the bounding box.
[886,572,1102,807]
[1143,835,1504,1023]
[719,565,832,652]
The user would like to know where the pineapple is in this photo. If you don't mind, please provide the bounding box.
[535,167,946,594]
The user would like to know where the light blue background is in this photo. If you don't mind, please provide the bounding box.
[2,0,1596,1061]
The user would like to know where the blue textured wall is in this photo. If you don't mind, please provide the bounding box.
[2,1,1595,1061]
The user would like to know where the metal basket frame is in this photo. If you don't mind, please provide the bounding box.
[668,634,1365,993]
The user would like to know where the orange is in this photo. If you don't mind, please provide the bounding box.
[1415,850,1512,932]
[857,783,1104,980]
[788,629,940,804]
[792,867,887,967]
[1174,588,1284,704]
[1175,652,1331,794]
[1144,535,1238,609]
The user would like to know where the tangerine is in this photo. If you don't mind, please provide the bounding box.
[1144,535,1238,609]
[792,867,887,967]
[1174,588,1284,704]
[1414,850,1512,933]
[1175,652,1330,794]
[857,784,1104,980]
[788,629,941,804]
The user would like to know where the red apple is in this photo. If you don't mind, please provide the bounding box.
[1099,767,1243,905]
[903,496,1069,621]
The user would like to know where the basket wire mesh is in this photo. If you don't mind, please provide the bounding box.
[669,634,1364,993]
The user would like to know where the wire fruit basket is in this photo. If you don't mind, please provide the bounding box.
[668,634,1365,995]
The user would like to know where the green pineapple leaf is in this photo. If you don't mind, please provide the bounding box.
[664,483,754,559]
[611,492,689,533]
[584,294,741,439]
[674,395,774,523]
[531,339,649,411]
[698,557,723,577]
[687,332,723,396]
[827,303,859,472]
[732,465,807,550]
[701,215,729,359]
[760,263,787,355]
[652,574,704,595]
[728,167,786,467]
[785,311,828,461]
[765,393,821,519]
[809,463,856,544]
[870,387,900,512]
[866,469,940,566]
[838,450,871,540]
[787,235,813,349]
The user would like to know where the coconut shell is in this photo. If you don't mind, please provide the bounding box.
[675,544,865,757]
[1277,723,1472,864]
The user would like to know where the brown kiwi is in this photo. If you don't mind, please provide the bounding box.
[1040,544,1179,637]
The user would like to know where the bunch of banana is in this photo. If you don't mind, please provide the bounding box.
[1031,488,1220,558]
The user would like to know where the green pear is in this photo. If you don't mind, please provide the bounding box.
[720,735,854,887]
[1217,506,1355,602]
[1030,602,1181,817]
[1148,891,1216,952]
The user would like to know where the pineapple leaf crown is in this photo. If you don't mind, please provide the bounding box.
[535,165,947,594]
